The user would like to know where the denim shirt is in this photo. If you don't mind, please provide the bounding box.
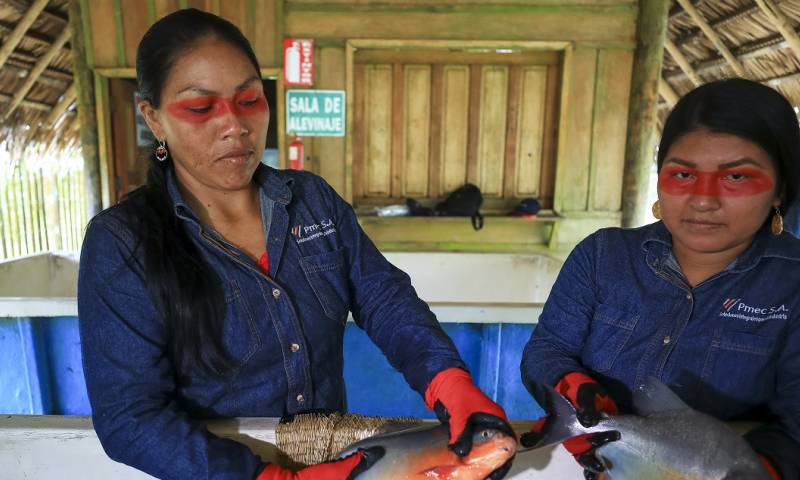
[78,165,464,480]
[521,222,800,475]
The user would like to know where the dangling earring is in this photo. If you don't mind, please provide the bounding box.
[155,140,168,162]
[771,207,783,235]
[652,200,661,220]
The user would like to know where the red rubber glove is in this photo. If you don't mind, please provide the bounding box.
[557,372,620,479]
[759,455,781,480]
[424,368,516,458]
[256,447,383,480]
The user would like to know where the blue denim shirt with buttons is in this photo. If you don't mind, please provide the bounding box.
[78,165,465,480]
[521,222,800,476]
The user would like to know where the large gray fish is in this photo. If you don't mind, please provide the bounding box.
[521,377,770,479]
[338,424,516,479]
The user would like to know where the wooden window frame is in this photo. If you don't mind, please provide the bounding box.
[344,39,573,210]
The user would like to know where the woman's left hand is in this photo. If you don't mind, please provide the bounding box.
[425,367,516,478]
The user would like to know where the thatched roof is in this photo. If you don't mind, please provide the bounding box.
[661,0,800,121]
[2,1,800,155]
[0,0,76,154]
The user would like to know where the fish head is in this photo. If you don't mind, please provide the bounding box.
[462,428,517,472]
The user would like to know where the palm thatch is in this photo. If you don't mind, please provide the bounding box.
[661,0,800,124]
[0,0,77,156]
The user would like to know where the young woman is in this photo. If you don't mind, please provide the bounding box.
[521,79,800,479]
[78,9,513,480]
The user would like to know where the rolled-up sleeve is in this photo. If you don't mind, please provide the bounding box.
[520,234,598,400]
[78,215,263,479]
[315,178,465,395]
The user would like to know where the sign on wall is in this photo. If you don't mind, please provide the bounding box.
[286,90,346,137]
[283,38,314,86]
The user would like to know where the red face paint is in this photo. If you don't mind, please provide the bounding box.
[165,87,268,123]
[658,166,774,197]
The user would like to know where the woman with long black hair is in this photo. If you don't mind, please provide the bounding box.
[78,9,513,480]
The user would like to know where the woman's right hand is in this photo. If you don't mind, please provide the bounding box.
[556,372,620,479]
[257,447,384,480]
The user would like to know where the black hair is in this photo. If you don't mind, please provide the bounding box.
[657,78,800,211]
[132,9,261,376]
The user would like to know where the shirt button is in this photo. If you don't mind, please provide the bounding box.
[663,336,672,345]
[272,288,281,298]
[290,343,300,353]
[685,293,692,300]
[296,394,305,403]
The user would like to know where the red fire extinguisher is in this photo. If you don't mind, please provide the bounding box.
[288,135,304,170]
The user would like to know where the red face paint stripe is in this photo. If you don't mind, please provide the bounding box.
[658,166,774,197]
[166,89,268,123]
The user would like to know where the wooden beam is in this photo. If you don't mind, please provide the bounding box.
[664,34,786,82]
[3,27,71,120]
[0,0,51,71]
[673,2,767,47]
[0,19,66,50]
[68,0,101,217]
[7,0,67,25]
[675,0,748,78]
[664,38,702,86]
[754,0,800,66]
[3,60,72,87]
[0,93,52,112]
[45,84,77,127]
[621,0,669,228]
[658,78,679,107]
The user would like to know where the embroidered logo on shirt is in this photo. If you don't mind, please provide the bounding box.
[293,218,336,244]
[719,298,788,322]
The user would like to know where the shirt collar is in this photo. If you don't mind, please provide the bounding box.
[641,220,800,275]
[165,163,294,223]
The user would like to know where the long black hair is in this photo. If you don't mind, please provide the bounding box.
[131,9,261,376]
[657,78,800,212]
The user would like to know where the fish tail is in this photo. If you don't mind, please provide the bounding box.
[520,385,589,451]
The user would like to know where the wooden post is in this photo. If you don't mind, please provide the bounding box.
[68,0,102,218]
[621,0,670,228]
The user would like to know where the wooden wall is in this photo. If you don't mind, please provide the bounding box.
[79,0,645,252]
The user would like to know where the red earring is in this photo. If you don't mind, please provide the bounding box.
[155,140,168,162]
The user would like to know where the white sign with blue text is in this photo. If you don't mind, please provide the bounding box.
[286,90,346,137]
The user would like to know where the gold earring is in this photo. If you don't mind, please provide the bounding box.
[771,207,783,235]
[652,200,661,220]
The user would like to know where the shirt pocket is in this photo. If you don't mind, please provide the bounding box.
[221,279,262,370]
[299,249,351,323]
[582,304,640,373]
[700,329,776,403]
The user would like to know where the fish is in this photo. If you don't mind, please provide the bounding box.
[337,423,517,479]
[520,377,771,480]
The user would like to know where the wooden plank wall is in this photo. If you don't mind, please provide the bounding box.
[81,0,640,248]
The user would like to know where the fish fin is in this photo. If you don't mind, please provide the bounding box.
[632,377,690,416]
[519,384,589,451]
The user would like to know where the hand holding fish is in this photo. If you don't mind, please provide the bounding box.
[521,371,622,478]
[424,367,517,479]
[558,372,621,478]
[257,447,384,480]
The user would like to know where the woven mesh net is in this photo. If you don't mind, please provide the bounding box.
[275,412,422,465]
